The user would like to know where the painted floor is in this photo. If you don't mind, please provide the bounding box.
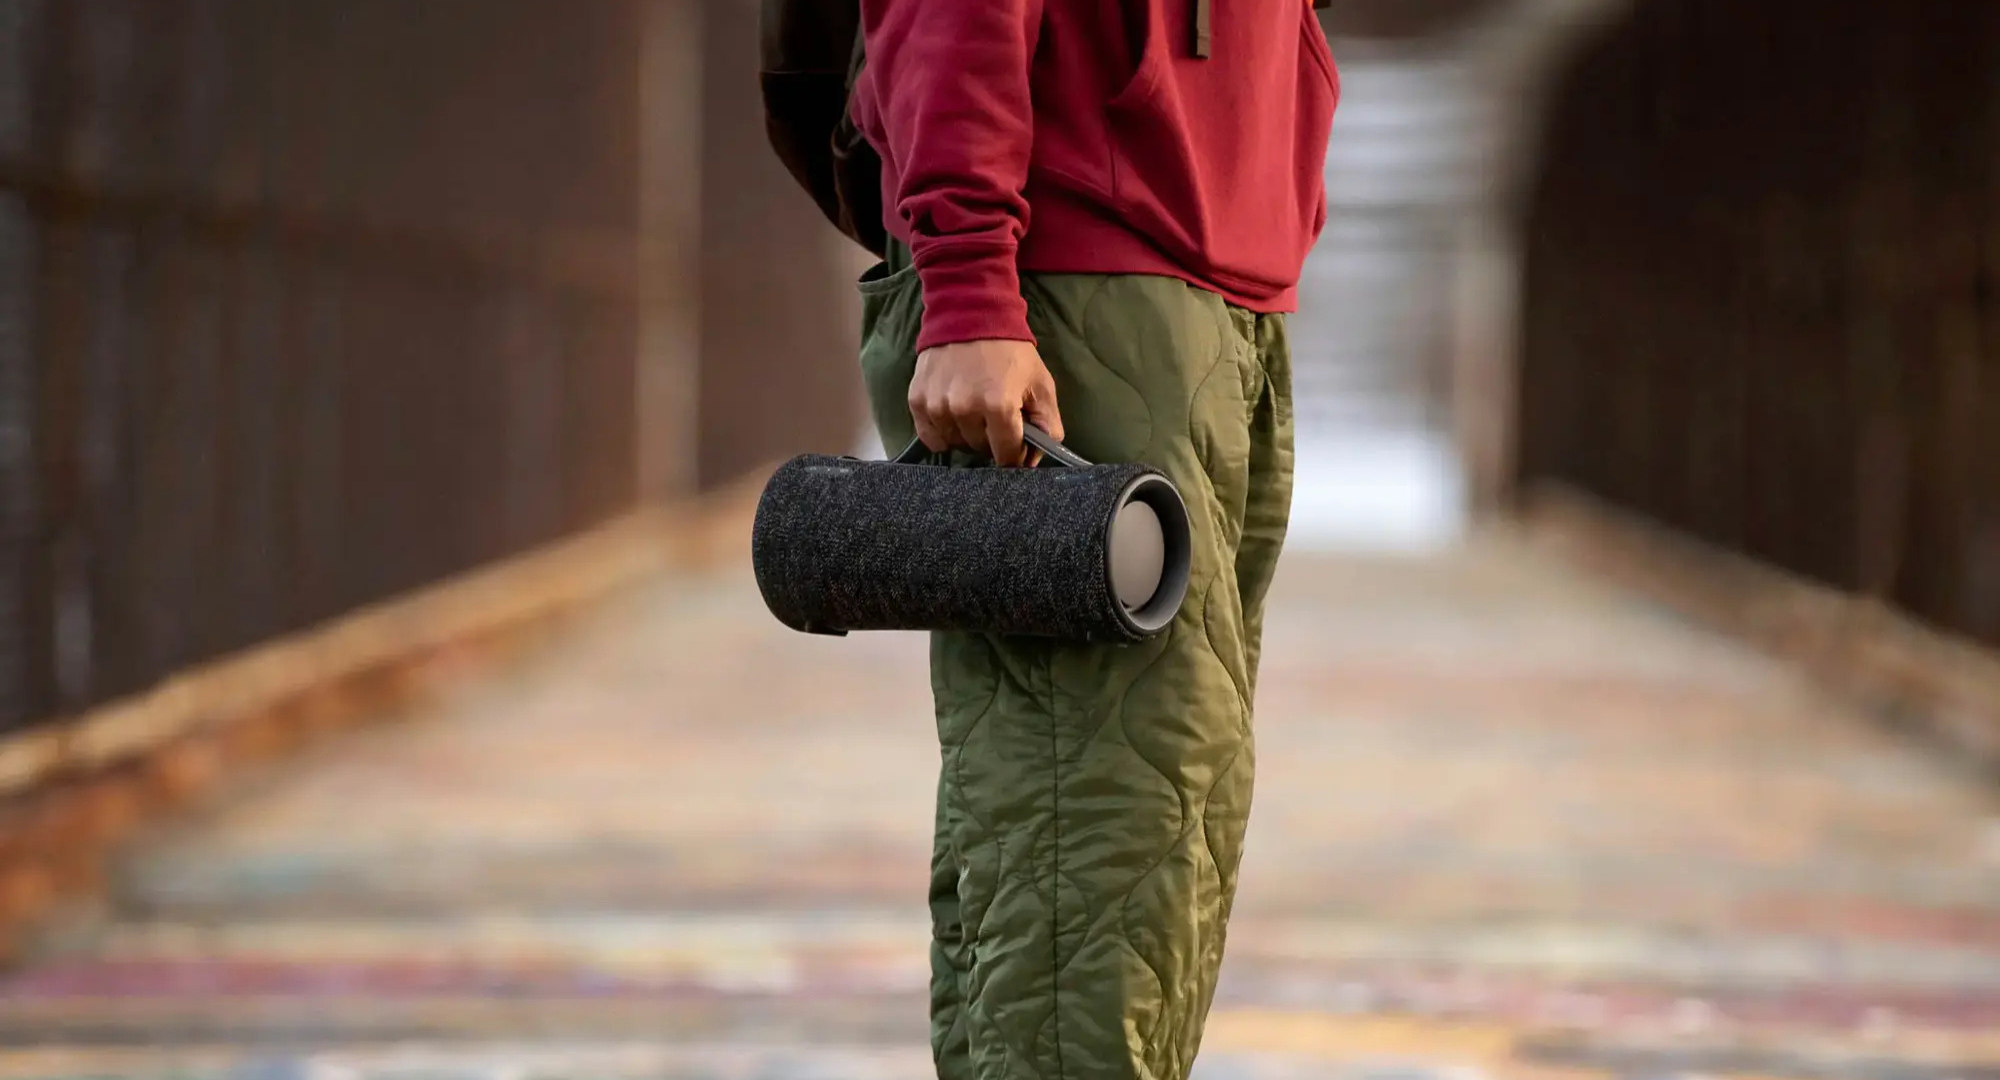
[4,536,2000,1079]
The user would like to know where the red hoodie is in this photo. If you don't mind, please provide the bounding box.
[850,0,1340,352]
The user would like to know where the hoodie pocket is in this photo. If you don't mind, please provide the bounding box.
[1104,0,1341,296]
[1103,2,1203,263]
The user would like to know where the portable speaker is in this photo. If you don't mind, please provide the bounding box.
[751,426,1193,643]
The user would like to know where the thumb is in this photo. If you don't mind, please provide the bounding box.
[1023,384,1063,445]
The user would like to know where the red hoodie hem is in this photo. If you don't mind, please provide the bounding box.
[901,188,1300,352]
[1014,188,1300,315]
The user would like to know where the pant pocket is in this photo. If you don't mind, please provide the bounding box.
[857,259,924,454]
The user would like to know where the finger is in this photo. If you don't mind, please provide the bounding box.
[912,413,952,454]
[909,391,953,453]
[987,401,1026,467]
[947,392,990,461]
[1024,384,1064,447]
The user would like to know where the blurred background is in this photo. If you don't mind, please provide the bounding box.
[1,0,1999,1077]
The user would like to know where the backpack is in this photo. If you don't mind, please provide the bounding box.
[758,0,886,257]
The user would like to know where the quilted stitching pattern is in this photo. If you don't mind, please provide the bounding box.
[858,255,1293,1080]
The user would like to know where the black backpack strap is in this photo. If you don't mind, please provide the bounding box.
[845,14,867,89]
[1192,0,1211,58]
[830,19,888,257]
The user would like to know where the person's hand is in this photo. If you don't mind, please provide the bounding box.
[908,339,1064,467]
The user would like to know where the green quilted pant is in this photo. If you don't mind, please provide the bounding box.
[857,242,1293,1080]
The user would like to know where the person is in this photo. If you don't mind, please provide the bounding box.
[847,1,1338,1077]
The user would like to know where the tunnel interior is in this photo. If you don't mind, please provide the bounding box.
[1518,0,2000,645]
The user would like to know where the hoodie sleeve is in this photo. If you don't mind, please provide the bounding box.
[860,0,1044,351]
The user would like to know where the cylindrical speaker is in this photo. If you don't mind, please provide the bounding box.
[751,426,1193,643]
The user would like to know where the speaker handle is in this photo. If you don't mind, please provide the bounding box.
[892,422,1092,469]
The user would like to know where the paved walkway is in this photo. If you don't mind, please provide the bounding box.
[2,536,1998,1079]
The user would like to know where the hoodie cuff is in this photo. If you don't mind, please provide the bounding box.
[912,239,1035,351]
